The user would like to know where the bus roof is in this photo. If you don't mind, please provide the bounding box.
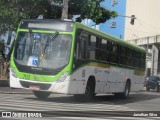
[75,22,146,53]
[19,19,145,53]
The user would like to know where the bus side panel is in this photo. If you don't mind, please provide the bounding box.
[10,71,24,88]
[130,70,145,92]
[107,67,126,93]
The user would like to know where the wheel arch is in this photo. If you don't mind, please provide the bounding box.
[87,75,96,91]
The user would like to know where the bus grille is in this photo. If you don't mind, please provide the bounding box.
[20,81,51,90]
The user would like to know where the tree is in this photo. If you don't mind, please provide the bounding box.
[0,0,118,34]
[0,40,6,61]
[0,0,18,35]
[68,0,118,24]
[0,0,53,35]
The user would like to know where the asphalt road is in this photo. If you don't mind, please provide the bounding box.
[0,87,160,120]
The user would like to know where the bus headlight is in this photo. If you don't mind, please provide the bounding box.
[10,67,17,78]
[57,73,68,83]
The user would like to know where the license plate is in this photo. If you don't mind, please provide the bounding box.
[29,86,40,90]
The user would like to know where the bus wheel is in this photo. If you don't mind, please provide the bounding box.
[74,80,95,101]
[33,91,51,99]
[124,81,130,98]
[114,81,130,99]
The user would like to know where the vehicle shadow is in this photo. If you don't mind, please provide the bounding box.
[26,91,160,105]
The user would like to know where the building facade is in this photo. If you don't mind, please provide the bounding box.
[100,0,126,39]
[125,0,160,40]
[83,0,160,41]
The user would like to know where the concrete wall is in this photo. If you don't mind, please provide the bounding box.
[125,0,160,40]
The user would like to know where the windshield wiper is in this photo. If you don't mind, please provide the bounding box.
[43,31,59,54]
[38,31,59,67]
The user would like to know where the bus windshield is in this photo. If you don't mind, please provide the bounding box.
[14,32,72,70]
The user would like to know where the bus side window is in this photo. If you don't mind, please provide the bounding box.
[137,52,141,68]
[142,53,146,69]
[111,43,118,64]
[88,35,96,60]
[106,41,111,62]
[132,50,136,67]
[126,48,131,66]
[75,31,88,60]
[80,32,88,59]
[119,46,125,65]
[96,37,101,60]
[101,39,107,61]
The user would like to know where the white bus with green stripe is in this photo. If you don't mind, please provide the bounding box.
[10,19,146,100]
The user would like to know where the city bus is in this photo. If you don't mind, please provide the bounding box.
[10,19,146,101]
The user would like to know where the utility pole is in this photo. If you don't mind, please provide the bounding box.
[61,0,69,19]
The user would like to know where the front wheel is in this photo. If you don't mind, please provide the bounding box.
[33,91,51,99]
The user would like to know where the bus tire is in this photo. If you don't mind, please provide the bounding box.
[74,78,95,101]
[33,91,51,99]
[114,81,130,99]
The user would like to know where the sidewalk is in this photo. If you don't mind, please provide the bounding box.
[0,87,32,94]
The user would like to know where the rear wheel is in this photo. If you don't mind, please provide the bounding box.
[33,91,51,99]
[74,79,95,101]
[114,81,130,99]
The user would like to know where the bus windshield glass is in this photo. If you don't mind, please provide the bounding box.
[14,32,72,70]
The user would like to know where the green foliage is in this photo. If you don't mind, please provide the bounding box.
[0,0,118,34]
[0,0,18,34]
[0,0,53,34]
[69,0,118,24]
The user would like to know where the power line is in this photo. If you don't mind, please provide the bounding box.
[118,14,160,34]
[137,18,160,31]
[136,18,160,34]
[117,24,156,35]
